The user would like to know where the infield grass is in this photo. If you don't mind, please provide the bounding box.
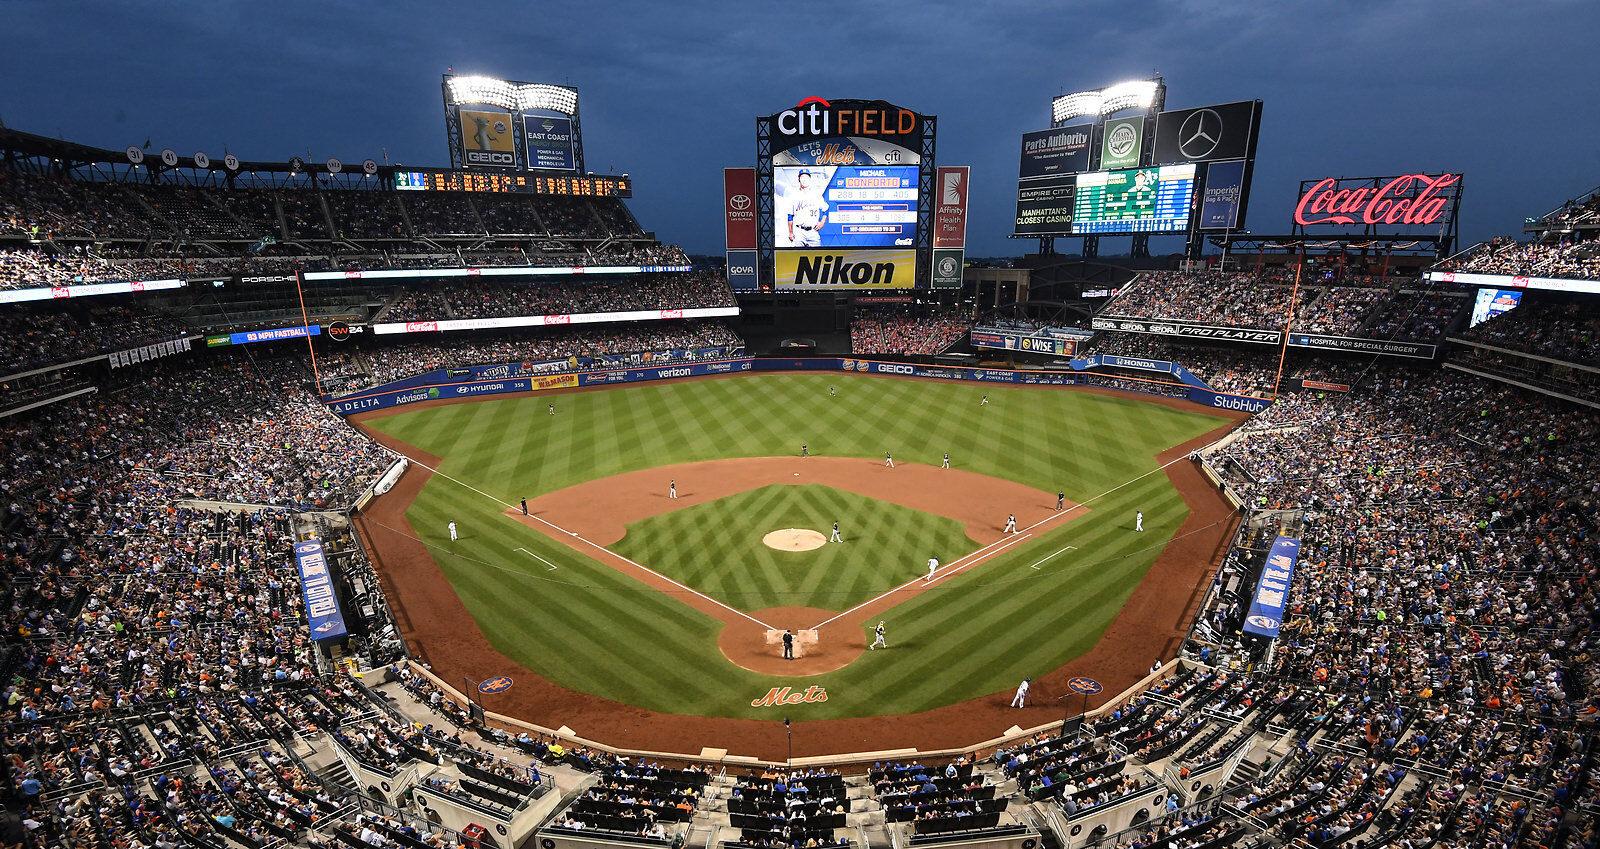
[611,484,975,612]
[365,373,1231,720]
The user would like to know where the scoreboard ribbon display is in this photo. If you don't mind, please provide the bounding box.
[1072,164,1197,235]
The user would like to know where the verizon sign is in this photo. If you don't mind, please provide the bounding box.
[1295,173,1461,229]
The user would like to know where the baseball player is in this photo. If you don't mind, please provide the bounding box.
[1004,514,1018,534]
[1136,510,1144,532]
[981,394,988,406]
[548,403,555,415]
[829,522,842,543]
[1057,492,1065,511]
[669,480,677,499]
[829,385,836,396]
[520,498,528,516]
[1011,678,1031,708]
[941,452,950,469]
[925,556,939,582]
[785,170,828,247]
[885,452,894,468]
[869,621,887,650]
[801,443,809,457]
[448,521,458,542]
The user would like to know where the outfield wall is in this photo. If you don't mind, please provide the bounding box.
[327,357,1271,416]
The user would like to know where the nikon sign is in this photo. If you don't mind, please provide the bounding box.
[774,249,916,290]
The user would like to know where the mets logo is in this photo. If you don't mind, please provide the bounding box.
[1246,615,1280,631]
[1066,677,1103,695]
[313,620,343,634]
[478,676,514,694]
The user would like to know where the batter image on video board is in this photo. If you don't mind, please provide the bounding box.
[774,165,918,248]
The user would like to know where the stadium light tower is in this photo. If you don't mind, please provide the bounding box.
[1047,77,1166,259]
[441,73,584,173]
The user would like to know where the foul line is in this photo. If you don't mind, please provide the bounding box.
[513,548,559,570]
[399,453,776,631]
[1030,545,1078,570]
[808,447,1210,631]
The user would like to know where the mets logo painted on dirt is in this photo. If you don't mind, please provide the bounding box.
[1066,677,1103,695]
[478,676,514,694]
[751,686,828,707]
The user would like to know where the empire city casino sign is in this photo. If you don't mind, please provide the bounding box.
[1295,173,1461,228]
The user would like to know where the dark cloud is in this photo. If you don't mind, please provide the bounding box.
[1,0,1594,256]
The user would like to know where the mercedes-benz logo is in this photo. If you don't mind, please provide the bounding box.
[1178,109,1222,159]
[730,194,751,211]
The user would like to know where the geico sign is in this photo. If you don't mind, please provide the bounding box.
[777,97,917,138]
[1295,174,1460,227]
[875,363,915,375]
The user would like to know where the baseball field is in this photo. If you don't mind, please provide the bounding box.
[354,371,1239,750]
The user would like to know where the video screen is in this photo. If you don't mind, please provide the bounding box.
[1071,164,1197,235]
[1470,288,1523,327]
[774,165,918,248]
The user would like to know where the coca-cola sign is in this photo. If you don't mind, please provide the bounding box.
[1295,173,1461,228]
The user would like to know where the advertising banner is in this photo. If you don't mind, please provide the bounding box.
[1019,124,1093,179]
[1428,270,1600,296]
[726,250,759,290]
[773,249,915,290]
[1099,116,1144,170]
[931,249,964,289]
[1286,332,1438,359]
[1241,536,1301,639]
[0,278,184,305]
[1013,175,1076,236]
[523,115,576,171]
[458,108,519,169]
[304,265,691,282]
[1199,160,1248,229]
[969,329,1075,356]
[933,166,969,248]
[1152,101,1262,165]
[1295,173,1461,231]
[1469,288,1523,327]
[773,136,920,166]
[767,98,927,158]
[724,168,757,250]
[1093,316,1283,345]
[293,540,349,641]
[370,306,739,335]
[206,325,322,347]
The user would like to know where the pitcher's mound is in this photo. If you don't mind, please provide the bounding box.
[762,528,827,552]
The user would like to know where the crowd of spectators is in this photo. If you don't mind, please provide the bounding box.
[0,302,188,375]
[1442,236,1600,281]
[382,272,732,322]
[0,247,184,290]
[350,321,743,388]
[1458,297,1600,365]
[1084,336,1282,398]
[1360,290,1468,340]
[1102,272,1295,330]
[1292,284,1389,336]
[850,307,971,356]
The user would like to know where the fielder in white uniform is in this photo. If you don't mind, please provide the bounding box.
[926,556,939,582]
[1011,678,1031,708]
[448,521,458,541]
[785,170,828,247]
[941,452,950,469]
[1004,514,1017,534]
[669,480,677,499]
[830,522,842,543]
[1136,510,1144,532]
[870,621,887,650]
[885,452,894,468]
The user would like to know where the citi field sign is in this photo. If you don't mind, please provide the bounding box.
[1295,173,1461,228]
[769,98,927,152]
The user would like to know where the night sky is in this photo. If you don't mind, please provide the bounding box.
[3,0,1595,257]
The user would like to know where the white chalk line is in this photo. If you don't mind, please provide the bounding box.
[513,548,559,570]
[402,454,776,631]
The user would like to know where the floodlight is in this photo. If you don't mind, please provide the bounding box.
[1052,79,1164,123]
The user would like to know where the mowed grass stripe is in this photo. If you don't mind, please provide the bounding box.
[368,374,1232,718]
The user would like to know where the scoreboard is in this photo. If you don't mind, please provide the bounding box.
[1072,164,1196,234]
[394,169,631,197]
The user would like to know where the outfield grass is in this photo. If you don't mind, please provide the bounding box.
[611,484,976,612]
[365,373,1230,719]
